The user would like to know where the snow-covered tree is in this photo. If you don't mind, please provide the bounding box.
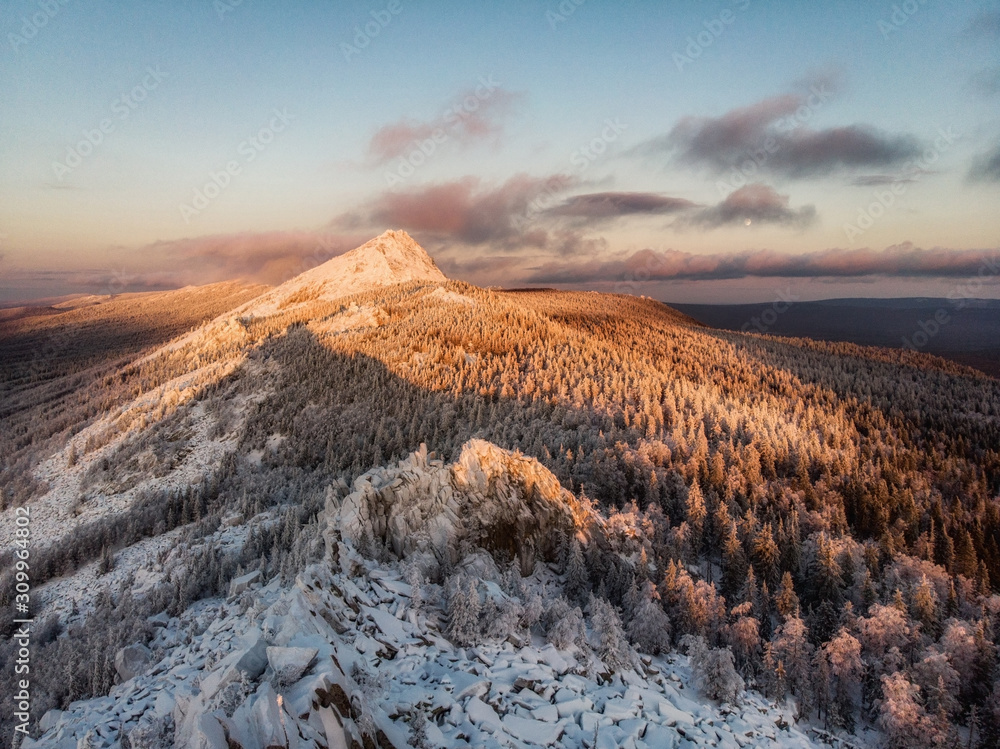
[683,635,744,704]
[546,597,586,651]
[590,596,634,673]
[877,671,940,749]
[446,575,482,647]
[564,537,589,603]
[822,627,862,730]
[911,650,959,720]
[404,562,424,613]
[626,582,671,655]
[485,596,524,641]
[771,615,813,705]
[724,606,761,680]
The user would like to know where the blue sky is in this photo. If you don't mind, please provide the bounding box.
[1,0,998,302]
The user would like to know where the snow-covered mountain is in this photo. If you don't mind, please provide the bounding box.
[241,229,446,316]
[4,230,997,749]
[27,441,829,749]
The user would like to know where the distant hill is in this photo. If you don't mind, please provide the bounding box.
[671,297,1000,377]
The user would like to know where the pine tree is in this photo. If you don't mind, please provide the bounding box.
[590,597,633,673]
[98,545,115,576]
[446,576,481,647]
[721,521,746,599]
[565,537,589,603]
[682,634,744,704]
[774,571,800,619]
[752,524,780,590]
[911,574,938,636]
[626,582,672,655]
[685,482,706,559]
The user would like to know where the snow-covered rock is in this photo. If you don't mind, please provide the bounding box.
[267,646,318,685]
[229,569,262,597]
[332,439,596,575]
[27,440,830,749]
[114,644,152,682]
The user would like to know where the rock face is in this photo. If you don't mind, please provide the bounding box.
[244,229,447,315]
[332,439,595,574]
[114,644,152,682]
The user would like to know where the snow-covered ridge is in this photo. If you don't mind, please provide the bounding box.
[28,441,829,749]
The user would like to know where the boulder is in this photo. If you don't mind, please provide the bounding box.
[38,709,63,733]
[114,644,152,682]
[199,633,269,699]
[266,646,318,684]
[147,611,170,628]
[229,569,262,598]
[251,683,292,748]
[179,713,229,749]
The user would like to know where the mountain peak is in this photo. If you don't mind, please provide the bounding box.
[244,230,446,315]
[346,229,443,275]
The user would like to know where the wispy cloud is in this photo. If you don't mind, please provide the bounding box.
[683,184,816,229]
[630,87,922,178]
[366,84,522,164]
[525,243,1000,284]
[969,141,1000,182]
[547,191,698,220]
[850,173,923,187]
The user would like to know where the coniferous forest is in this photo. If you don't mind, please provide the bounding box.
[1,276,998,748]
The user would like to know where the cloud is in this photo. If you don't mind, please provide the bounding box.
[850,174,922,187]
[367,85,522,164]
[631,87,923,178]
[336,173,594,251]
[525,243,1000,284]
[683,184,816,229]
[547,191,698,220]
[969,141,1000,182]
[154,230,372,285]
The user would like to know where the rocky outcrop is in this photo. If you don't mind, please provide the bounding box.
[331,439,596,575]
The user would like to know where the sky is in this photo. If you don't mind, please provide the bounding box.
[1,0,999,303]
